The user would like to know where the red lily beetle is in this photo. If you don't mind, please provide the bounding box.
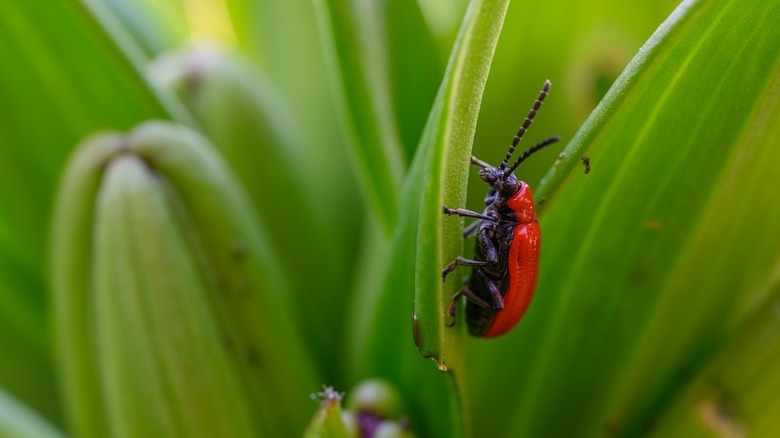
[441,80,559,338]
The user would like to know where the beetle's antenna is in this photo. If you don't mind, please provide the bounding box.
[498,80,551,170]
[504,136,560,177]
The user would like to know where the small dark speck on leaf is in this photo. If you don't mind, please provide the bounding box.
[581,156,591,174]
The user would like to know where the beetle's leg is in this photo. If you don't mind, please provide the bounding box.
[447,287,491,327]
[463,220,481,238]
[464,206,494,238]
[442,206,494,222]
[470,156,494,169]
[478,227,499,264]
[484,193,499,206]
[442,256,489,283]
[476,270,505,309]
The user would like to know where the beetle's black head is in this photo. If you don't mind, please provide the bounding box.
[479,167,519,198]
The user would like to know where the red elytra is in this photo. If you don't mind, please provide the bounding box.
[441,80,557,338]
[482,185,540,337]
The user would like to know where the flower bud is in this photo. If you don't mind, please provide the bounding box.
[50,121,319,437]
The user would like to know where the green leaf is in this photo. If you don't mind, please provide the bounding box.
[414,0,511,367]
[312,0,405,234]
[380,0,444,162]
[463,0,780,436]
[0,231,59,424]
[651,286,780,437]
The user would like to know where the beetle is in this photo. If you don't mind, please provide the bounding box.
[441,80,559,338]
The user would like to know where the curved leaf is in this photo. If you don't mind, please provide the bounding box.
[414,0,511,367]
[380,0,443,162]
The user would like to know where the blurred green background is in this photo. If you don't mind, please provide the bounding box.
[1,0,779,437]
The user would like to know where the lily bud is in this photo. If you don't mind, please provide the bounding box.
[50,121,320,437]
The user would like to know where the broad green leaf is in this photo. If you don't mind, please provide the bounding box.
[312,0,405,234]
[651,286,780,437]
[0,231,58,424]
[462,0,780,436]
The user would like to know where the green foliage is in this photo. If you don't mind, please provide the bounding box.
[1,0,779,437]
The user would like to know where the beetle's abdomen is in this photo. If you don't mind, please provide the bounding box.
[465,271,499,337]
[464,224,514,337]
